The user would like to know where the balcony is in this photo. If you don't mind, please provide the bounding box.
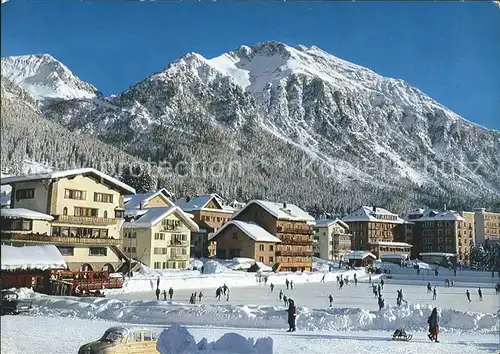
[170,239,189,247]
[280,238,311,246]
[1,232,121,246]
[53,215,119,226]
[171,254,188,260]
[161,224,183,232]
[276,226,314,235]
[276,250,312,257]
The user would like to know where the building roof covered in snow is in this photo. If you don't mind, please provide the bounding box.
[315,218,349,229]
[345,250,376,260]
[233,200,315,223]
[410,209,465,222]
[124,188,174,209]
[369,241,413,247]
[1,208,54,221]
[122,206,199,231]
[176,194,235,214]
[1,244,67,271]
[209,220,282,243]
[342,206,405,224]
[0,168,135,194]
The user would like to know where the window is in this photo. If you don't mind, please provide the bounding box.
[154,233,165,240]
[57,246,74,256]
[94,192,114,203]
[63,207,68,216]
[162,262,168,269]
[153,262,161,269]
[269,245,274,251]
[259,244,265,251]
[269,256,274,263]
[115,210,124,219]
[89,247,107,256]
[232,233,238,240]
[74,207,98,217]
[15,188,34,200]
[64,189,86,200]
[126,247,136,253]
[154,247,168,255]
[259,256,264,262]
[103,211,108,218]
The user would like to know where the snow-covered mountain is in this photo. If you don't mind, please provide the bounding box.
[1,54,100,102]
[2,41,499,212]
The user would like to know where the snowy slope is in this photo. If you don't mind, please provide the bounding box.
[1,54,99,102]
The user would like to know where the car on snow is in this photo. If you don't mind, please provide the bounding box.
[0,290,33,315]
[78,326,159,354]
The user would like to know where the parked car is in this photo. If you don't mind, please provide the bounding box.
[78,326,159,354]
[0,290,33,315]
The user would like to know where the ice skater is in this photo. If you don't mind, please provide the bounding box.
[427,307,440,342]
[478,287,483,301]
[286,299,297,332]
[155,287,160,300]
[328,294,333,307]
[283,295,288,307]
[198,291,203,302]
[286,279,290,290]
[380,278,384,289]
[162,289,167,301]
[427,282,432,293]
[290,280,294,290]
[321,274,326,283]
[466,289,471,303]
[432,287,437,300]
[168,287,174,300]
[378,294,385,311]
[270,283,275,292]
[279,289,283,300]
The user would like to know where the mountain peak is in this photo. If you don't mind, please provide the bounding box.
[1,53,99,102]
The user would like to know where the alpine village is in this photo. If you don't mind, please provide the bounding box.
[1,167,499,297]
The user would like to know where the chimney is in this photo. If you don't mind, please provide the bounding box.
[283,202,287,209]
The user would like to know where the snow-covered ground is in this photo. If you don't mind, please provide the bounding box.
[1,261,499,353]
[2,316,498,354]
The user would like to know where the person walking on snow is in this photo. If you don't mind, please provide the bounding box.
[168,287,174,301]
[378,294,385,311]
[283,295,288,307]
[290,280,294,290]
[354,273,358,287]
[162,289,167,300]
[198,291,203,302]
[478,287,483,301]
[427,282,432,293]
[286,299,297,332]
[270,283,275,292]
[279,289,283,300]
[432,287,437,300]
[321,274,326,283]
[380,278,384,289]
[286,279,290,290]
[216,287,222,301]
[155,288,160,300]
[466,289,471,303]
[427,307,440,342]
[222,284,228,295]
[368,275,372,284]
[328,294,333,307]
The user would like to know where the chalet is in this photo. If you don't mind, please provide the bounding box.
[232,200,316,271]
[209,220,281,265]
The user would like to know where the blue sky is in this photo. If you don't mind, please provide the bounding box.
[2,1,499,130]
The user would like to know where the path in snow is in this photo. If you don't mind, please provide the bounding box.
[110,278,499,314]
[1,315,498,354]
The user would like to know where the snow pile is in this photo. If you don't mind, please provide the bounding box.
[312,257,342,272]
[1,244,67,271]
[25,294,497,333]
[157,324,273,354]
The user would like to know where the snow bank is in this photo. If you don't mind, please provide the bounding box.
[25,294,497,334]
[1,244,67,271]
[157,324,272,354]
[111,258,365,294]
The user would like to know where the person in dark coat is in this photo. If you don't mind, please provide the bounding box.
[377,294,385,311]
[328,294,333,307]
[279,289,283,300]
[285,279,290,290]
[286,299,297,332]
[427,307,440,342]
[478,287,483,301]
[168,287,174,300]
[155,288,160,300]
[270,283,275,292]
[466,289,471,303]
[162,289,167,300]
[283,295,288,307]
